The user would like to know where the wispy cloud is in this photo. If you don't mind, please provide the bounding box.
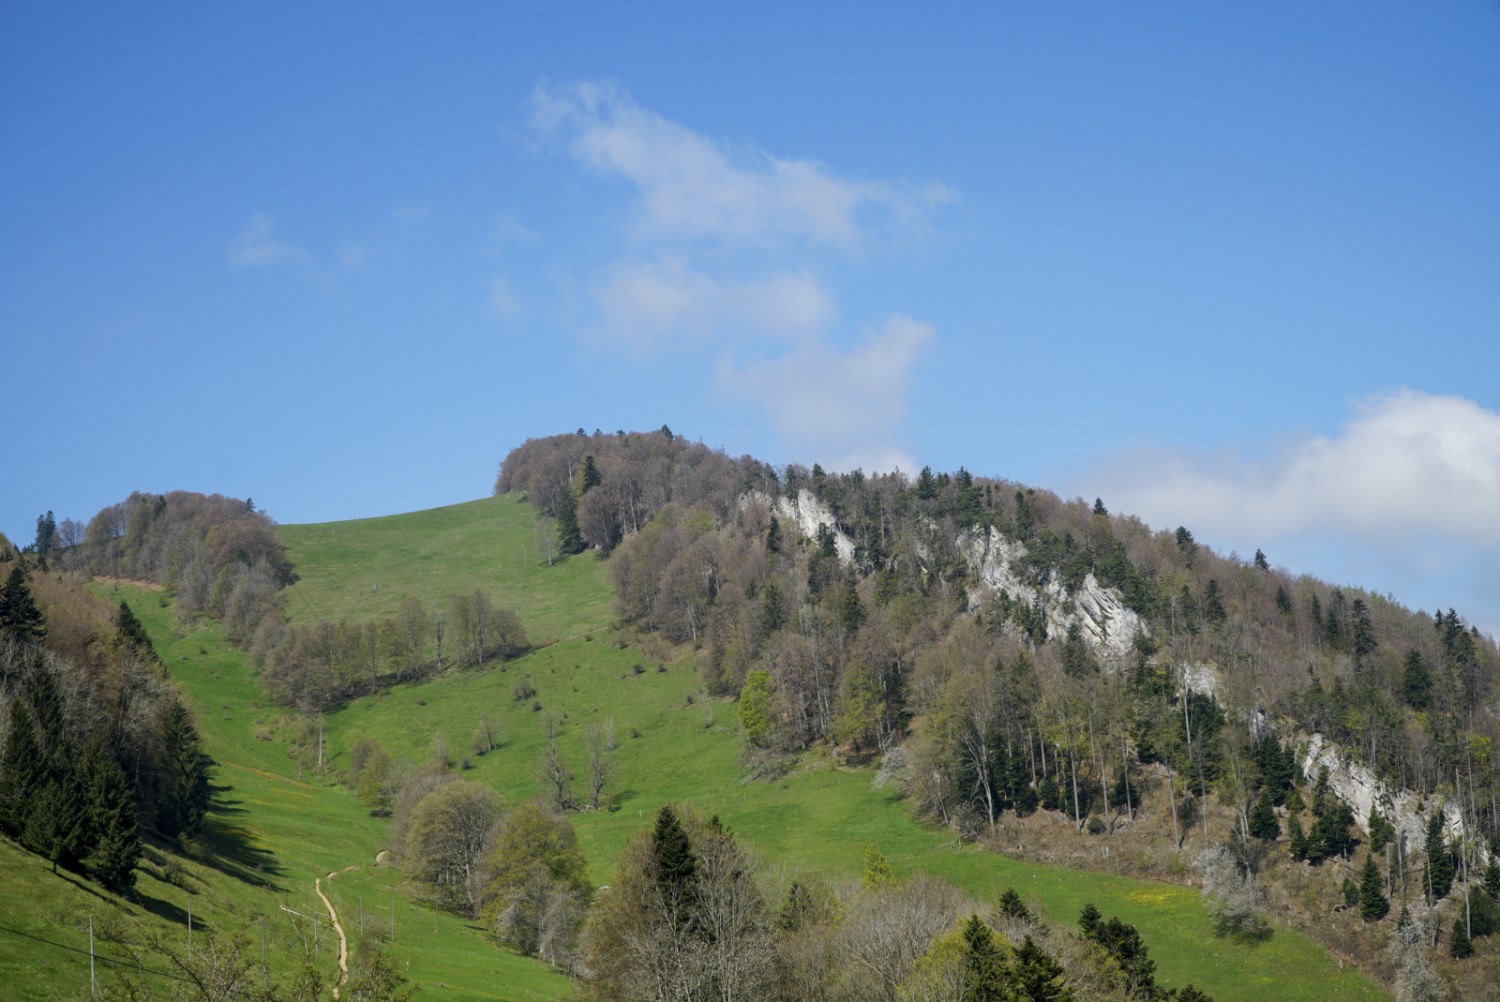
[529,80,939,250]
[527,80,949,468]
[592,258,833,351]
[718,315,934,473]
[488,275,521,320]
[226,212,308,269]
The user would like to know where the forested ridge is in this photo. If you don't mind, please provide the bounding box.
[5,429,1496,998]
[499,428,1500,996]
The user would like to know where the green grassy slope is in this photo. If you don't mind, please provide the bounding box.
[277,496,612,644]
[299,499,1388,1002]
[0,583,572,1001]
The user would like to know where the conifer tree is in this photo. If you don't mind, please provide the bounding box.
[0,695,45,836]
[1424,809,1454,902]
[1451,915,1474,958]
[1248,787,1279,841]
[1012,934,1071,1001]
[765,515,781,554]
[0,565,46,644]
[651,805,698,927]
[157,700,212,839]
[1359,854,1389,921]
[81,740,141,891]
[556,487,585,555]
[960,915,1008,1002]
[862,843,894,889]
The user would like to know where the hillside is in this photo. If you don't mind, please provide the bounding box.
[4,434,1496,998]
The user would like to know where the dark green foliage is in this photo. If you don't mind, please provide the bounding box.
[1012,934,1071,1001]
[998,887,1031,922]
[1174,526,1197,564]
[1469,884,1499,938]
[1274,584,1293,616]
[1253,735,1296,804]
[1248,788,1279,841]
[1079,904,1159,999]
[1093,498,1108,517]
[1401,649,1432,711]
[1253,548,1268,570]
[1366,805,1394,855]
[1351,599,1376,664]
[1340,877,1358,908]
[157,700,213,839]
[556,487,585,555]
[81,740,141,890]
[766,515,781,553]
[1485,857,1500,900]
[1450,915,1473,958]
[759,576,785,635]
[580,455,601,494]
[0,696,46,836]
[1425,810,1454,902]
[34,512,56,565]
[1175,988,1215,1002]
[1287,813,1308,862]
[1202,579,1226,625]
[961,914,1008,1001]
[1359,856,1388,921]
[651,804,699,925]
[0,564,46,644]
[915,466,938,500]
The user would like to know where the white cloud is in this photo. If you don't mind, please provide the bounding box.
[592,258,833,350]
[488,275,521,319]
[718,315,934,472]
[529,80,942,249]
[1084,390,1500,547]
[227,212,308,269]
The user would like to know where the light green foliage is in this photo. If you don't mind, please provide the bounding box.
[738,668,776,749]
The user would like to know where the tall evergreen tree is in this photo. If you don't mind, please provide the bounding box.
[1359,854,1389,921]
[1011,934,1071,1001]
[1451,915,1474,958]
[556,488,585,555]
[960,915,1008,1002]
[0,565,46,644]
[157,700,212,839]
[81,740,141,891]
[0,695,46,836]
[651,805,698,927]
[580,455,601,494]
[1248,787,1279,842]
[1424,809,1454,902]
[1401,649,1432,711]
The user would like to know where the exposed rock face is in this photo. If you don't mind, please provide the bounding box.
[1300,733,1472,855]
[957,526,1145,657]
[741,489,857,564]
[739,495,1143,656]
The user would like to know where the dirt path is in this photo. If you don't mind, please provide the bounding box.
[315,872,350,998]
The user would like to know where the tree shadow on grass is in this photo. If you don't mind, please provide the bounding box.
[188,789,287,892]
[133,891,196,929]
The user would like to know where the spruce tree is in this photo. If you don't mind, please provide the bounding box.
[1359,854,1389,921]
[1425,809,1454,902]
[1450,915,1473,958]
[81,740,141,891]
[1485,857,1500,900]
[0,696,46,836]
[555,488,585,555]
[0,565,46,644]
[1401,649,1432,710]
[1012,934,1071,1001]
[1248,787,1279,841]
[651,805,698,926]
[960,915,1008,1002]
[157,700,212,839]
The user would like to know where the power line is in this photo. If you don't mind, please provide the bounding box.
[0,922,195,985]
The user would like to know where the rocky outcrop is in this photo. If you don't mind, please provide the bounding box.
[957,526,1145,657]
[739,495,1143,656]
[1300,733,1473,855]
[741,489,857,564]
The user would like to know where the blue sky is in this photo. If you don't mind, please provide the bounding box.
[4,2,1499,633]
